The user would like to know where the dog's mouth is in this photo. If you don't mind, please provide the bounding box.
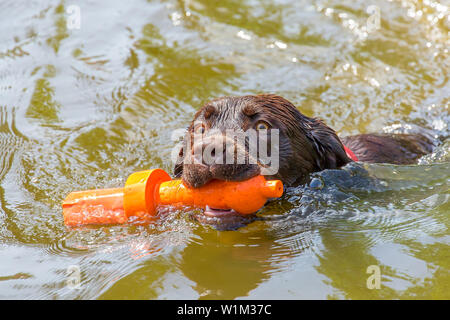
[203,205,238,217]
[181,166,262,229]
[193,205,257,230]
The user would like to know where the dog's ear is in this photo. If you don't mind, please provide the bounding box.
[173,146,184,178]
[173,124,194,178]
[306,118,352,170]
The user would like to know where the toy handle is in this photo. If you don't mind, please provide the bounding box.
[62,169,283,226]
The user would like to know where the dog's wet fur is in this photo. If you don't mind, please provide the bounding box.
[174,94,434,229]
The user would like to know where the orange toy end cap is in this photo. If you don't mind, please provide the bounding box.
[62,188,127,226]
[123,169,171,217]
[263,179,283,198]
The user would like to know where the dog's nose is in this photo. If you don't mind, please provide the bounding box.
[191,136,226,166]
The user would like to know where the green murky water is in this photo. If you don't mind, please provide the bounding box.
[0,0,449,299]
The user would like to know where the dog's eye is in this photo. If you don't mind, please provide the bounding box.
[194,123,206,134]
[255,121,270,131]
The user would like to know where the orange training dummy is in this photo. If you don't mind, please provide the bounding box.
[62,169,283,226]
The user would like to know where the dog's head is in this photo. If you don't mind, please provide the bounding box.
[172,94,350,228]
[174,94,351,188]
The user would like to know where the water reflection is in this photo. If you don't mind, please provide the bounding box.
[179,226,288,299]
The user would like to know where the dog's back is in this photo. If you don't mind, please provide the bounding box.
[341,133,434,165]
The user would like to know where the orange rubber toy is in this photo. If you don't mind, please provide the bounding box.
[62,169,283,226]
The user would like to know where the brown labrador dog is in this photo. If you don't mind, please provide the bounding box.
[174,94,434,220]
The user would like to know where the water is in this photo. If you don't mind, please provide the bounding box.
[0,0,449,299]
